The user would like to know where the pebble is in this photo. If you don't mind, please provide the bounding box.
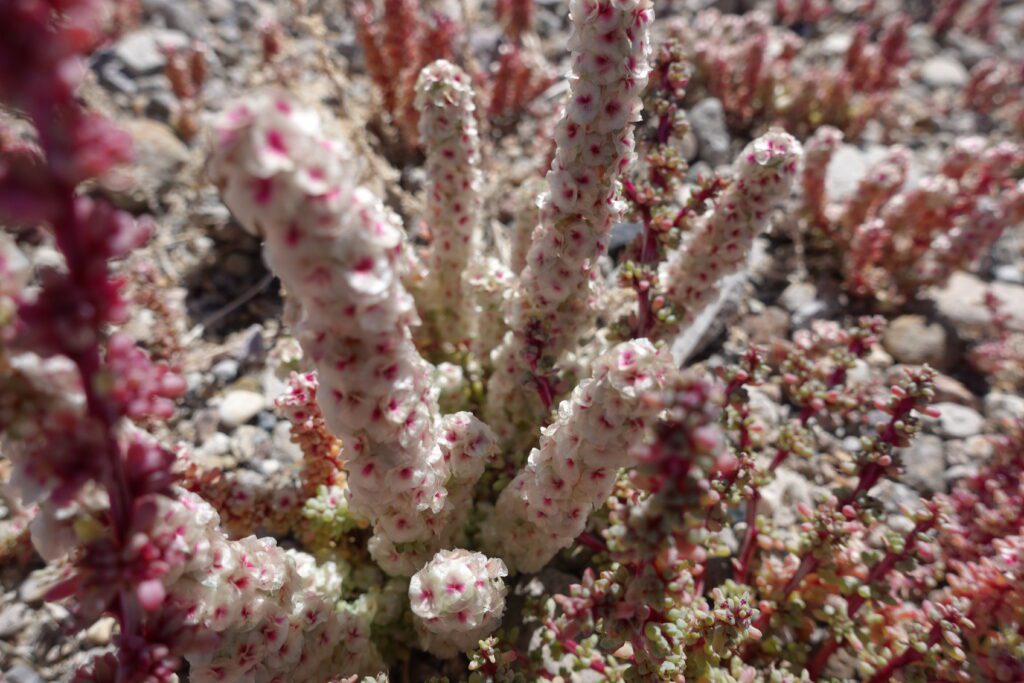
[0,603,29,638]
[19,566,58,605]
[882,315,955,370]
[85,617,117,646]
[608,221,642,256]
[231,425,273,463]
[273,422,304,463]
[198,431,232,458]
[113,28,189,76]
[920,54,969,89]
[218,390,266,427]
[928,402,985,439]
[984,392,1024,424]
[898,434,946,493]
[931,373,977,409]
[824,145,870,201]
[120,119,190,188]
[211,358,240,383]
[6,665,43,683]
[759,468,819,529]
[931,272,1024,337]
[688,98,731,168]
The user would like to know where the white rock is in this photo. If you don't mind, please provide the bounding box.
[113,28,189,75]
[218,390,265,427]
[984,392,1024,424]
[921,55,969,89]
[928,402,985,439]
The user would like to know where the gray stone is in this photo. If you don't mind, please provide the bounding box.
[97,61,138,95]
[120,119,190,187]
[218,390,265,427]
[882,315,954,369]
[0,603,29,638]
[198,431,232,458]
[273,422,304,463]
[113,28,189,76]
[898,434,946,493]
[85,616,117,646]
[824,145,870,202]
[873,480,926,514]
[142,0,205,35]
[6,665,43,683]
[608,221,642,255]
[921,55,969,89]
[19,566,59,605]
[759,468,819,529]
[231,425,273,463]
[689,98,731,167]
[928,402,985,439]
[984,392,1024,424]
[778,281,818,313]
[822,32,854,56]
[931,272,1024,337]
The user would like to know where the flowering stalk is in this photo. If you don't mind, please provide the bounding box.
[415,60,483,350]
[658,131,801,335]
[483,340,671,572]
[487,0,654,426]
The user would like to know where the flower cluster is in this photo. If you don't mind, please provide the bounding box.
[484,340,671,572]
[159,490,381,681]
[409,549,508,657]
[964,58,1024,135]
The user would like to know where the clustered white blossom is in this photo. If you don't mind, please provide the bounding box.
[415,60,483,347]
[483,340,672,572]
[163,490,381,682]
[409,549,508,657]
[660,131,802,332]
[486,0,655,436]
[208,92,494,575]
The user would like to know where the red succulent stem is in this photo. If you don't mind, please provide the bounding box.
[578,531,607,553]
